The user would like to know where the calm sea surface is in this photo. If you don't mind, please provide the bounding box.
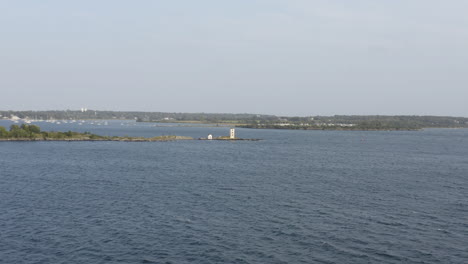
[1,120,467,264]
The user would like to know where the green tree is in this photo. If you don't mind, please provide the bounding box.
[0,126,9,138]
[9,124,20,131]
[20,124,30,131]
[29,125,41,134]
[10,128,29,138]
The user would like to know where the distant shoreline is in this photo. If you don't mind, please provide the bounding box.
[2,110,467,131]
[2,112,468,132]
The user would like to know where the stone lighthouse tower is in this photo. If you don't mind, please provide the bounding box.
[230,128,235,139]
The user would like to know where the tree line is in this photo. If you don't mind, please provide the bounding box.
[0,124,104,140]
[1,110,467,130]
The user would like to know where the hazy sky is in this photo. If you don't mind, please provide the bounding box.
[1,1,467,116]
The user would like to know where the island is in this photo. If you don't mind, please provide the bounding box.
[0,124,260,142]
[0,124,193,142]
[199,136,261,141]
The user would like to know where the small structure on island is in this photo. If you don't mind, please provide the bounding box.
[230,128,235,139]
[207,134,213,140]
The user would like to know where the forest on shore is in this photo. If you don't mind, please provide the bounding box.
[1,110,468,130]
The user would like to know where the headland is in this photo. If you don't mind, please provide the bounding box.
[0,124,259,142]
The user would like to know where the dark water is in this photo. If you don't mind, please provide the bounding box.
[1,121,467,263]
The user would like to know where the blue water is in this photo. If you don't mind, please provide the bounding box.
[1,120,467,263]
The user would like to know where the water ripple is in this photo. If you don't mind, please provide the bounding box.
[1,128,468,263]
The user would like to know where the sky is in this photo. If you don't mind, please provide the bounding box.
[1,0,467,116]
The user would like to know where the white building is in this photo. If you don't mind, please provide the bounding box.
[207,134,213,140]
[230,128,235,139]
